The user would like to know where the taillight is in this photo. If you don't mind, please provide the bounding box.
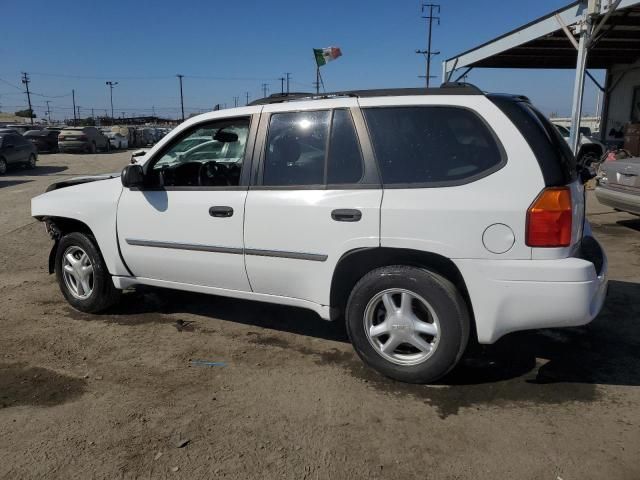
[79,135,88,140]
[526,187,572,247]
[58,135,65,140]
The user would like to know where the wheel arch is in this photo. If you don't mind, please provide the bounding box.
[43,217,95,274]
[329,247,476,339]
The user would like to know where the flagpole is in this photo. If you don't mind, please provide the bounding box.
[316,66,320,95]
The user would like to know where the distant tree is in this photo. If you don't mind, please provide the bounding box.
[15,108,36,119]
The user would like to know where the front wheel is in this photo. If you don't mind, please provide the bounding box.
[0,158,7,175]
[55,232,120,313]
[346,265,470,384]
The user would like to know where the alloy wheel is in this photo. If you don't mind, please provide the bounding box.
[61,246,94,300]
[363,288,440,366]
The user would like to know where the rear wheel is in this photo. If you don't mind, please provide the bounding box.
[0,158,7,175]
[25,154,36,169]
[89,142,97,154]
[55,232,120,313]
[346,265,470,384]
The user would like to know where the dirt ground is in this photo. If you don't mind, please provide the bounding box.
[0,151,639,480]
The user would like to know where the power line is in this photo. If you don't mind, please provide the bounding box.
[416,3,440,88]
[176,74,185,122]
[21,72,34,125]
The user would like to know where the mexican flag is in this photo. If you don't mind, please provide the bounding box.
[314,47,342,67]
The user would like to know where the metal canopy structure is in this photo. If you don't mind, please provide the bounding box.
[443,0,640,153]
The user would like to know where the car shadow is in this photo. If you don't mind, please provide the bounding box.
[100,287,348,342]
[617,217,640,232]
[0,179,32,188]
[95,279,640,389]
[4,165,68,176]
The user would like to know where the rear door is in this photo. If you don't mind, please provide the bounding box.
[243,100,382,306]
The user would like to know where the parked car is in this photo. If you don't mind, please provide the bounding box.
[5,124,43,135]
[0,128,21,135]
[58,127,110,153]
[31,86,608,384]
[105,131,128,150]
[595,156,640,215]
[0,132,37,174]
[553,123,605,166]
[24,129,60,153]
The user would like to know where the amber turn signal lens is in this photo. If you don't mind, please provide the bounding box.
[526,187,572,247]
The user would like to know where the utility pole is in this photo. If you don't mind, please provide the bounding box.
[21,72,34,125]
[72,89,77,126]
[416,3,440,87]
[278,77,285,94]
[176,74,185,122]
[106,81,118,119]
[245,92,250,105]
[45,101,52,123]
[261,83,269,98]
[233,96,239,108]
[285,73,291,95]
[76,106,81,123]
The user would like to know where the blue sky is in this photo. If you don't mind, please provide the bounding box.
[0,0,604,121]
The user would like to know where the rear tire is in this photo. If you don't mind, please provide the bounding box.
[0,158,6,175]
[55,232,121,313]
[346,265,470,384]
[26,154,36,169]
[89,142,97,154]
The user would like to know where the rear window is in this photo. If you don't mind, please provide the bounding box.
[363,106,505,186]
[489,95,577,185]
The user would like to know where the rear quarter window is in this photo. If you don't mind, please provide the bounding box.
[363,106,505,186]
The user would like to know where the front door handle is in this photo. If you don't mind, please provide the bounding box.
[331,209,362,222]
[209,206,234,218]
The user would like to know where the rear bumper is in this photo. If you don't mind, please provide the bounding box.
[455,236,608,344]
[595,186,640,215]
[59,141,89,151]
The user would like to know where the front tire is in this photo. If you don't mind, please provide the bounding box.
[0,158,7,175]
[346,265,470,384]
[55,232,120,313]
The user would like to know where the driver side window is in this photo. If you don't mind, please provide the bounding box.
[150,117,250,187]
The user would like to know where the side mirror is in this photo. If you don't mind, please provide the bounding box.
[121,164,144,188]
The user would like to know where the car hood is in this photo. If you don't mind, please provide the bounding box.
[45,172,120,192]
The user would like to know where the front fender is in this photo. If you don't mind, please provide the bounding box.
[31,178,129,276]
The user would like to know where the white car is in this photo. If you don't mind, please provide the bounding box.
[553,123,605,166]
[105,131,128,150]
[31,86,608,383]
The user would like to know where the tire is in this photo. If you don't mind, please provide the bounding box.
[345,265,470,384]
[89,142,97,154]
[104,141,111,153]
[54,232,121,313]
[0,158,7,175]
[25,154,36,169]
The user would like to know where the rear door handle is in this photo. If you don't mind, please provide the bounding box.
[209,206,234,218]
[331,209,362,222]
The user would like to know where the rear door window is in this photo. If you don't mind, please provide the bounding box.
[327,109,363,184]
[363,106,505,186]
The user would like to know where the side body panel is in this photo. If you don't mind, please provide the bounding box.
[365,95,545,260]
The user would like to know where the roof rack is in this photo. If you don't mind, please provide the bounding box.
[248,83,483,106]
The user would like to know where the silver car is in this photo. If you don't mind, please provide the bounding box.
[595,157,640,215]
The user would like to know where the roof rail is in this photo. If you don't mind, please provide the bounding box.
[248,83,483,106]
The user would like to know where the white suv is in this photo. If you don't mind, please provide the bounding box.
[31,85,608,383]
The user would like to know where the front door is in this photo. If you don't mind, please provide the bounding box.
[117,114,257,291]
